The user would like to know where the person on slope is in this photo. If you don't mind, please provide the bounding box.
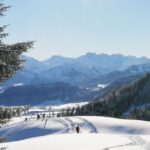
[76,124,80,133]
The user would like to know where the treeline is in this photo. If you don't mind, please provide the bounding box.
[0,105,30,143]
[125,105,150,120]
[66,73,150,121]
[0,105,30,120]
[57,107,76,117]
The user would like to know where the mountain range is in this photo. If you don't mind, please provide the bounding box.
[1,53,150,106]
[3,53,150,87]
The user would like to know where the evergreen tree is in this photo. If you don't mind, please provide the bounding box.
[0,1,33,143]
[0,0,33,82]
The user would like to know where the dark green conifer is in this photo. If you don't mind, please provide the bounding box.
[0,0,33,82]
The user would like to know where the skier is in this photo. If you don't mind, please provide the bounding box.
[76,124,80,133]
[37,114,40,120]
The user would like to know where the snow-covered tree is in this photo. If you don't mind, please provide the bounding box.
[0,0,33,82]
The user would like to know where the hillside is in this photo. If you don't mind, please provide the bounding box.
[0,82,90,106]
[76,73,150,121]
[0,111,150,150]
[1,65,150,106]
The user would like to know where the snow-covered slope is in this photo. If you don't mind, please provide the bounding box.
[0,115,150,150]
[0,134,137,150]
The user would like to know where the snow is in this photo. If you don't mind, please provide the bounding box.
[12,83,24,87]
[97,83,108,89]
[86,84,108,92]
[0,87,4,94]
[80,116,150,135]
[37,99,64,107]
[27,108,48,115]
[51,102,88,111]
[0,118,65,142]
[27,102,88,116]
[0,134,131,150]
[0,108,150,150]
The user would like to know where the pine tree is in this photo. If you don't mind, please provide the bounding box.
[0,1,33,82]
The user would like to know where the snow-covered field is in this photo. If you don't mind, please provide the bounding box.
[51,101,88,111]
[0,106,150,150]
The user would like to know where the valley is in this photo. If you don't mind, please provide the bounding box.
[0,53,150,150]
[1,0,150,149]
[1,53,150,106]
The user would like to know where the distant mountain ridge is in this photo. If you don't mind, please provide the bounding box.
[43,53,150,73]
[2,53,150,87]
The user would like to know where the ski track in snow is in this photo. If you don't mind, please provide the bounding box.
[43,118,48,129]
[77,117,98,133]
[63,118,75,133]
[56,118,72,133]
[0,120,34,140]
[1,116,150,150]
[128,136,150,150]
[61,117,98,133]
[61,117,150,150]
[102,136,150,150]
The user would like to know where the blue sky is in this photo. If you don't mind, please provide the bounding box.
[2,0,150,60]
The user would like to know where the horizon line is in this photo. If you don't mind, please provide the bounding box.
[23,52,150,61]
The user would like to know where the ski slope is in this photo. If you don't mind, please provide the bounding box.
[0,115,150,150]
